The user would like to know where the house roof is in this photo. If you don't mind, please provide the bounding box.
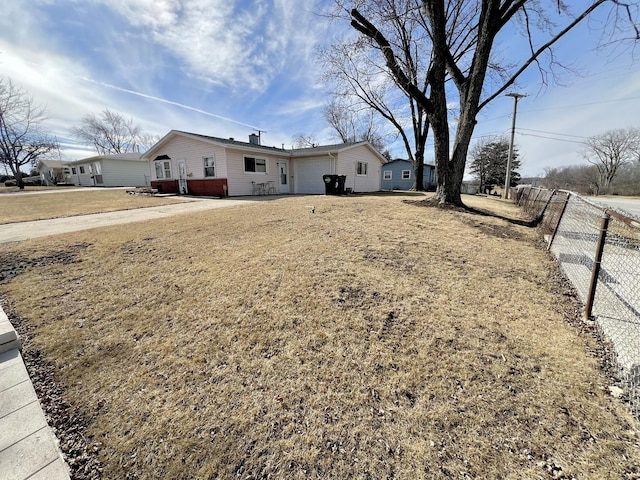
[385,158,436,167]
[144,130,287,158]
[178,131,288,153]
[66,152,144,165]
[144,130,386,163]
[289,141,362,155]
[36,159,66,169]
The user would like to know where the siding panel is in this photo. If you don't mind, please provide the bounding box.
[101,160,149,186]
[335,145,382,193]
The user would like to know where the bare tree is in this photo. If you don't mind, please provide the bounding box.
[580,127,640,195]
[320,0,431,190]
[41,165,67,186]
[544,164,601,195]
[72,109,157,155]
[0,78,59,190]
[349,1,640,206]
[323,98,387,152]
[291,133,320,148]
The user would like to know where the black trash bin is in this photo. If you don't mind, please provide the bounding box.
[337,175,347,194]
[323,174,339,195]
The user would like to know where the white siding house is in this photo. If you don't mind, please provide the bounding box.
[66,153,149,187]
[36,160,72,186]
[143,131,385,196]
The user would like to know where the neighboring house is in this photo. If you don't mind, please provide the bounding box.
[143,130,385,196]
[66,153,149,187]
[381,159,436,191]
[461,181,480,194]
[36,160,71,186]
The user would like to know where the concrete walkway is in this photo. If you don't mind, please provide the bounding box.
[0,196,262,244]
[0,193,271,477]
[0,307,70,480]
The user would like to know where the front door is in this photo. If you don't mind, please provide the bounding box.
[278,160,289,194]
[178,161,188,194]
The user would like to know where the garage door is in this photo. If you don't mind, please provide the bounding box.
[294,158,331,194]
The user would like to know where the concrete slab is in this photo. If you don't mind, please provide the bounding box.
[0,379,34,417]
[0,427,69,480]
[0,362,30,393]
[27,458,73,480]
[0,319,21,354]
[0,401,50,451]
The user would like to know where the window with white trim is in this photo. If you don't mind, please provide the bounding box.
[204,156,215,177]
[71,167,77,175]
[402,169,411,180]
[356,161,368,175]
[155,160,172,179]
[244,156,267,173]
[79,166,85,174]
[383,170,392,180]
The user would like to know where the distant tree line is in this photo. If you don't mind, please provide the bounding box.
[544,127,640,196]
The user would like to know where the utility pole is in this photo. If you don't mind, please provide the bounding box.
[503,93,526,200]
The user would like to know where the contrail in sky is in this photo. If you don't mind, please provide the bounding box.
[79,76,264,131]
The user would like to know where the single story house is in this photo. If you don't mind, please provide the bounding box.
[381,159,436,191]
[66,153,149,187]
[36,160,71,185]
[143,130,385,196]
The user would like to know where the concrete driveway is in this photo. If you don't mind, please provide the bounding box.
[0,196,262,244]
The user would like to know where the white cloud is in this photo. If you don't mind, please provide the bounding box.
[88,0,327,93]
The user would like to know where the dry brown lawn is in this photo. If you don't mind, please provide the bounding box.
[1,193,639,479]
[0,189,188,224]
[0,185,58,194]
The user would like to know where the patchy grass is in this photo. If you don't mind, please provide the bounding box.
[1,193,638,479]
[0,185,60,194]
[0,189,188,224]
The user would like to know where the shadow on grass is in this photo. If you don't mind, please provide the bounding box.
[403,196,542,227]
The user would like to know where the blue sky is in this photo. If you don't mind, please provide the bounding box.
[1,0,639,178]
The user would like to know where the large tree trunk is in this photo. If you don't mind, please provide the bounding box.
[414,148,425,191]
[15,169,24,190]
[433,151,465,205]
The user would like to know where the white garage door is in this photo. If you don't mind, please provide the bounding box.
[294,158,332,194]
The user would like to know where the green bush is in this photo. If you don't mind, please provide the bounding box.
[4,176,43,187]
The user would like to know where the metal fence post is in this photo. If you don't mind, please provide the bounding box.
[584,213,610,320]
[546,192,570,251]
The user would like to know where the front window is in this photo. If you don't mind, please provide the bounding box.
[204,156,215,177]
[244,156,267,173]
[71,167,77,175]
[383,170,392,180]
[356,161,368,175]
[402,170,411,180]
[155,160,171,179]
[79,166,85,174]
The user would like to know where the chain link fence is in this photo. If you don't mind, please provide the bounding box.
[515,186,640,417]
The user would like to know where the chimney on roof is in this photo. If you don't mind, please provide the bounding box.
[249,133,260,145]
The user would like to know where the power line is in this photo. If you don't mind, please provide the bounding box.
[522,95,640,113]
[517,132,585,144]
[517,127,590,139]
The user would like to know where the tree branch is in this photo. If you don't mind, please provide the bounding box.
[351,8,433,114]
[480,0,607,109]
